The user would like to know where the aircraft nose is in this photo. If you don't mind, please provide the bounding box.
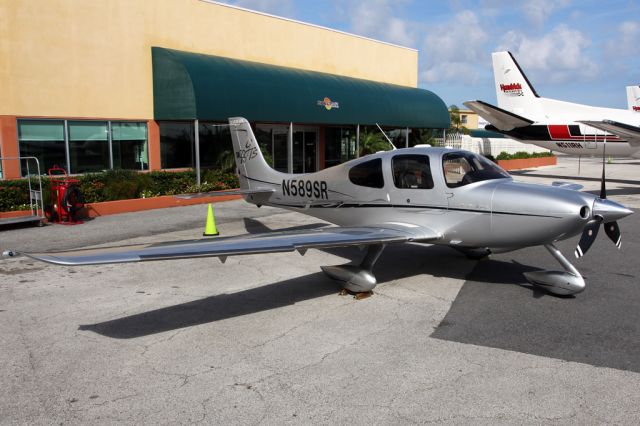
[592,198,633,222]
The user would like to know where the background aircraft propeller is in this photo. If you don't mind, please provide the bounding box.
[575,138,623,258]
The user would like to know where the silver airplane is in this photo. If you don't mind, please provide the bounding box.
[15,117,633,297]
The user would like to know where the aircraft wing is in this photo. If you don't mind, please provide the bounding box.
[21,224,440,266]
[463,100,534,131]
[578,120,640,147]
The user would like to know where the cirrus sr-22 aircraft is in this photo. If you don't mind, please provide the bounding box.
[15,118,633,297]
[464,52,640,158]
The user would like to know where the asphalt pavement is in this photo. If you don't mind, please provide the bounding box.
[1,155,639,424]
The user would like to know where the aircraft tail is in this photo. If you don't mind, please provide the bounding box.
[627,85,640,112]
[492,51,541,116]
[228,117,283,190]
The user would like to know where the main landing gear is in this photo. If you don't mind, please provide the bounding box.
[524,243,586,296]
[321,244,386,299]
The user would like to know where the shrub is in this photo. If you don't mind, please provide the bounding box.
[496,151,554,160]
[0,169,240,212]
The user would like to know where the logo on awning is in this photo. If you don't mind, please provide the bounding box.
[317,97,340,110]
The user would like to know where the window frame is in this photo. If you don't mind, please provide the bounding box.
[391,154,434,190]
[348,157,385,189]
[17,118,148,175]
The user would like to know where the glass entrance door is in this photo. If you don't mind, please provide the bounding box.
[255,124,318,173]
[293,129,318,173]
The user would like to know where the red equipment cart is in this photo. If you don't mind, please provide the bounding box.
[48,165,84,225]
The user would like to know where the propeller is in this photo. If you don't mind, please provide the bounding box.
[575,135,625,258]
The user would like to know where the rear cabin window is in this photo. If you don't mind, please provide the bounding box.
[348,158,384,188]
[392,155,434,189]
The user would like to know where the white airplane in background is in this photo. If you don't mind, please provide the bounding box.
[464,52,640,158]
[628,85,640,112]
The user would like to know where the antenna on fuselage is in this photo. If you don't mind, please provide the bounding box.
[375,123,397,150]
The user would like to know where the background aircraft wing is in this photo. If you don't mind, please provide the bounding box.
[22,224,441,266]
[578,120,640,147]
[463,100,534,131]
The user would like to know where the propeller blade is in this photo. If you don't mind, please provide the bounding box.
[600,137,607,199]
[575,222,600,258]
[600,164,606,199]
[604,221,622,249]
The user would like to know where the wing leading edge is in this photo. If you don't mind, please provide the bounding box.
[22,224,440,266]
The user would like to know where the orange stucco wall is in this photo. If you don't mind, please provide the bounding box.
[0,116,19,179]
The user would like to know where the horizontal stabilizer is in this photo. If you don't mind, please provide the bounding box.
[176,188,275,199]
[176,188,275,204]
[463,100,534,131]
[578,120,640,147]
[22,224,440,266]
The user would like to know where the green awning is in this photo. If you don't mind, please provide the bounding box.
[152,47,450,128]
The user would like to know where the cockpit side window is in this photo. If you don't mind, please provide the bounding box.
[392,155,434,189]
[348,158,384,188]
[443,151,510,188]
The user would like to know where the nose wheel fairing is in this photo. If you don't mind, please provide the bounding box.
[524,243,585,296]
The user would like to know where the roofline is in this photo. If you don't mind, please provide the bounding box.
[199,0,418,53]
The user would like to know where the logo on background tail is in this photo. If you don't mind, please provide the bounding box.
[500,83,524,97]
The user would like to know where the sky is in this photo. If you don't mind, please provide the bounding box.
[219,0,640,110]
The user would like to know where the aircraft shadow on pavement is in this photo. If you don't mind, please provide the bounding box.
[79,240,548,340]
[79,272,342,339]
[432,239,640,373]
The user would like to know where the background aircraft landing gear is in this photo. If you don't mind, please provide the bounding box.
[321,244,386,298]
[524,243,586,296]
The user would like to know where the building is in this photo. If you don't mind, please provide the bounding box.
[0,0,449,180]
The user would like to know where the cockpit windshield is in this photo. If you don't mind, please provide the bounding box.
[442,151,510,188]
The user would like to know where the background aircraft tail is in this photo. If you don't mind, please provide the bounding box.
[627,86,640,112]
[492,51,541,117]
[229,117,283,190]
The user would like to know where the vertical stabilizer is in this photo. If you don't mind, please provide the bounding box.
[228,117,283,189]
[492,51,542,117]
[627,86,640,112]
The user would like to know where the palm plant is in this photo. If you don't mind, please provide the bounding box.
[359,131,392,156]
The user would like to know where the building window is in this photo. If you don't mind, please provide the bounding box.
[461,115,467,124]
[17,119,148,175]
[198,122,233,170]
[68,121,109,173]
[112,122,149,170]
[159,121,235,171]
[17,120,66,175]
[159,121,194,169]
[325,126,356,168]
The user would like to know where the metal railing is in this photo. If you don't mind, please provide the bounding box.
[0,156,45,219]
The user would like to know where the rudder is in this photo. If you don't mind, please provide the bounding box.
[627,86,640,112]
[228,117,283,190]
[492,51,541,117]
